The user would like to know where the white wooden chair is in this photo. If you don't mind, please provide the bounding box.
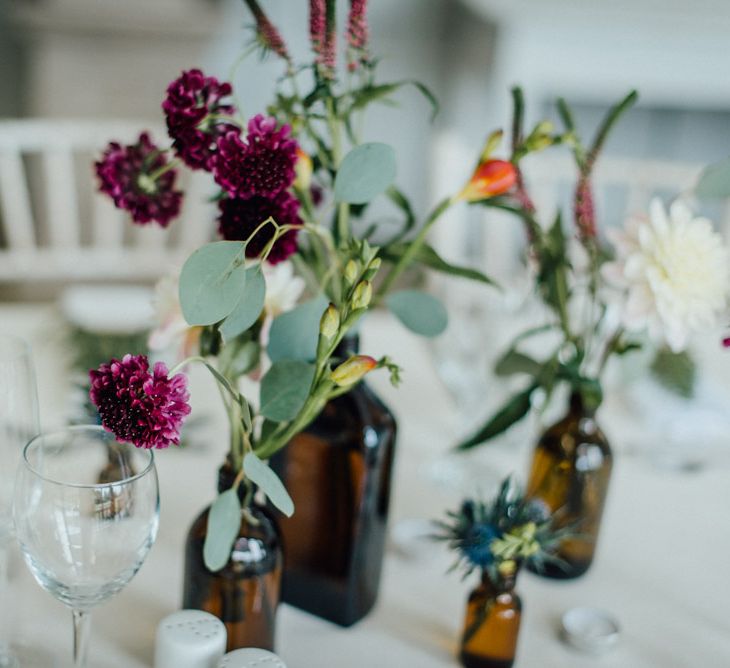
[0,119,214,284]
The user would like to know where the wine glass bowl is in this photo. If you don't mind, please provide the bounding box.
[13,425,159,665]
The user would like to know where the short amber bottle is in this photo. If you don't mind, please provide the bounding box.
[526,392,612,578]
[459,571,522,668]
[182,463,282,651]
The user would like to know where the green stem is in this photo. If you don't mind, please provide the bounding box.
[374,196,454,303]
[148,158,180,182]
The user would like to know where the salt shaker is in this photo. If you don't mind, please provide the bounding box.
[155,610,228,668]
[218,648,288,667]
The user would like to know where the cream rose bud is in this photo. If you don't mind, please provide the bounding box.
[330,355,377,387]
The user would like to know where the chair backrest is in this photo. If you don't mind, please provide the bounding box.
[0,118,214,284]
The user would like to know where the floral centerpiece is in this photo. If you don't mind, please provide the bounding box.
[436,478,567,668]
[454,87,730,578]
[89,0,513,640]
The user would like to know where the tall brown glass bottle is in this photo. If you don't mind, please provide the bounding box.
[182,463,282,651]
[526,392,612,578]
[270,335,397,627]
[460,571,521,668]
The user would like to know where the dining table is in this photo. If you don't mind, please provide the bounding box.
[1,300,729,668]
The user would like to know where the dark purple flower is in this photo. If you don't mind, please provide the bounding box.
[89,354,191,450]
[346,0,369,71]
[217,192,302,264]
[723,336,730,349]
[163,69,239,171]
[211,116,298,199]
[95,133,182,228]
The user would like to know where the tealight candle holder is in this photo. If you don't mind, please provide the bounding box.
[155,610,227,668]
[218,648,287,667]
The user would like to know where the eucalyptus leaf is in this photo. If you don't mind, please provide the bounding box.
[203,489,241,572]
[456,385,537,450]
[267,296,328,362]
[219,268,266,342]
[218,337,261,378]
[260,360,316,422]
[386,290,448,337]
[243,452,294,517]
[334,143,397,204]
[179,241,246,326]
[696,158,730,198]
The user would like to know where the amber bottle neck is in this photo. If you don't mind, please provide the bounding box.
[482,568,518,594]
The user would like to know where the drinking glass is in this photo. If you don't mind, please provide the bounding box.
[13,426,159,667]
[0,334,40,667]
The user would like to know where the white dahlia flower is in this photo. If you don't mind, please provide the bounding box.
[603,198,730,352]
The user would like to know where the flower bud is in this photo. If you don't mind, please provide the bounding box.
[319,303,340,340]
[525,120,554,152]
[478,129,504,163]
[497,559,517,577]
[351,281,372,310]
[330,355,377,387]
[294,147,313,191]
[459,159,517,203]
[344,259,359,286]
[362,257,381,281]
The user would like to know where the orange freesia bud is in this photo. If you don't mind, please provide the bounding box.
[294,147,313,191]
[459,159,517,202]
[330,355,377,387]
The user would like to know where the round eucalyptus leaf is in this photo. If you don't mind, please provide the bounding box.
[244,452,294,517]
[386,290,448,338]
[267,296,328,362]
[179,241,246,326]
[219,268,267,342]
[334,142,397,204]
[260,359,316,422]
[202,489,241,572]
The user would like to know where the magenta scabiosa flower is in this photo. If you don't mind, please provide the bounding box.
[163,68,239,171]
[346,0,369,71]
[89,354,191,450]
[217,192,302,264]
[212,115,298,199]
[95,132,182,227]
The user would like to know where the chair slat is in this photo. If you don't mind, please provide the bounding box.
[0,151,35,250]
[44,150,80,248]
[92,193,126,247]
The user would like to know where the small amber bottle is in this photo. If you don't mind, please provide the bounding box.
[182,462,282,651]
[526,391,612,578]
[459,570,521,668]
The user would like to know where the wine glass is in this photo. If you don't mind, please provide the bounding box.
[0,334,40,667]
[13,426,160,667]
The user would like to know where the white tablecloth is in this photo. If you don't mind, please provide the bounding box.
[1,303,729,667]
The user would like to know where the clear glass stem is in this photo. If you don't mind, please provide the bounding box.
[72,609,91,667]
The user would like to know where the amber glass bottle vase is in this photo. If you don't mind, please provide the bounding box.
[270,335,397,627]
[182,461,282,651]
[459,570,522,668]
[526,391,612,579]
